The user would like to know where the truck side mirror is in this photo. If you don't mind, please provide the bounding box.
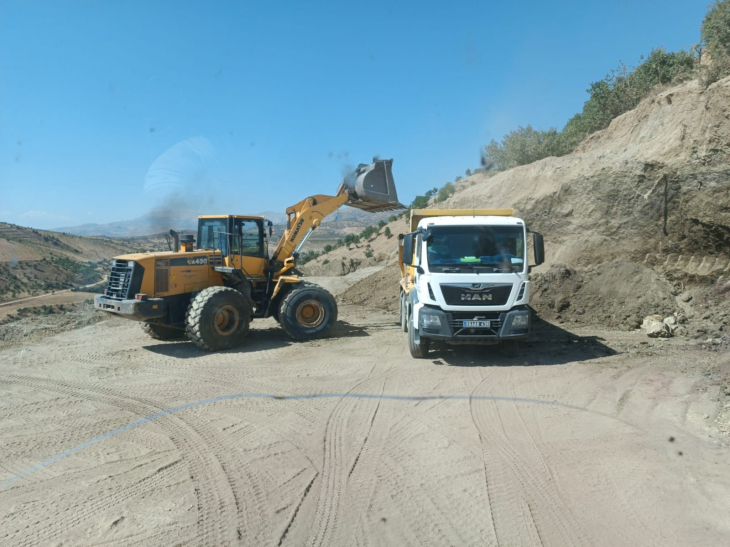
[267,220,273,237]
[402,233,415,266]
[533,232,545,266]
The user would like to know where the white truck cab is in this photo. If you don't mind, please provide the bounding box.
[399,209,545,358]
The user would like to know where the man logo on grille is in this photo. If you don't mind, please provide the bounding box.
[461,292,493,301]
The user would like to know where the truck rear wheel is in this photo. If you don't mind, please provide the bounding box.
[142,323,186,341]
[408,321,430,358]
[501,340,519,358]
[185,286,252,351]
[279,283,337,341]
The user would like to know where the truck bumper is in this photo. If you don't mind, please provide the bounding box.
[416,306,530,341]
[94,295,167,321]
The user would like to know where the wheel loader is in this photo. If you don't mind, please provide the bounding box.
[94,159,402,351]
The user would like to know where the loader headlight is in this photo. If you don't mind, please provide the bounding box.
[421,314,442,329]
[511,314,529,328]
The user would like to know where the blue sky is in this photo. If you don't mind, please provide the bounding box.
[0,0,708,230]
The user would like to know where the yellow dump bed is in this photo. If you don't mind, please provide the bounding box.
[409,208,514,232]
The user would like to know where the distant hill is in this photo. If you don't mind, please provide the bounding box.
[56,207,397,237]
[0,222,145,301]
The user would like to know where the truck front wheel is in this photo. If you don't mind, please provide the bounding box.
[185,286,252,351]
[408,321,430,358]
[501,340,520,358]
[279,283,338,341]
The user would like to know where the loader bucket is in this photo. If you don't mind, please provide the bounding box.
[340,158,404,213]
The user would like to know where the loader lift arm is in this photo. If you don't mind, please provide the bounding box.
[270,158,403,272]
[270,190,349,269]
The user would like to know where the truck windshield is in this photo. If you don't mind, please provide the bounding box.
[426,225,525,272]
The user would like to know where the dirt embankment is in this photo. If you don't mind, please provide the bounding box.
[326,77,730,338]
[444,77,730,274]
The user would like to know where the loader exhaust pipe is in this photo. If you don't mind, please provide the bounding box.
[339,158,404,213]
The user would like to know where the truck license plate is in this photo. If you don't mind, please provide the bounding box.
[463,320,490,328]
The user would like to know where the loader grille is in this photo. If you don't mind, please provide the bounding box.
[104,259,142,300]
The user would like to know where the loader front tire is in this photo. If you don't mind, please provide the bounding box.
[185,286,251,351]
[142,323,186,341]
[279,283,337,341]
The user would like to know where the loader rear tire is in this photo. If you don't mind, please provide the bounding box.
[279,283,337,341]
[142,323,186,341]
[408,322,430,358]
[185,286,251,351]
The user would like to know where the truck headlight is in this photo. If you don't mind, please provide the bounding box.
[422,314,442,328]
[512,314,529,328]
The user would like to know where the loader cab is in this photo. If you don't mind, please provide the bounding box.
[197,215,269,277]
[197,215,266,257]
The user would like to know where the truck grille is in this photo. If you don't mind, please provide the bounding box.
[440,283,512,306]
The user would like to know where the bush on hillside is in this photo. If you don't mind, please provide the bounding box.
[434,182,456,203]
[701,0,730,84]
[483,46,697,170]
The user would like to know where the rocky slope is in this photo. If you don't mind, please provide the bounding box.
[309,76,730,339]
[445,76,730,279]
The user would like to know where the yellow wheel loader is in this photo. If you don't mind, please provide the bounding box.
[95,159,402,351]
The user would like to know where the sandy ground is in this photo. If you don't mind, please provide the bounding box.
[1,304,729,546]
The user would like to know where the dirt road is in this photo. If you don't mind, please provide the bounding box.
[1,306,729,546]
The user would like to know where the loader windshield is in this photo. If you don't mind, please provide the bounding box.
[197,218,228,250]
[426,225,525,272]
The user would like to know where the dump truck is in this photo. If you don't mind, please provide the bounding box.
[399,209,545,358]
[95,159,402,351]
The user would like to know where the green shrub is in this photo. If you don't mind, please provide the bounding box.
[323,244,333,253]
[701,0,730,84]
[483,45,697,170]
[344,234,361,246]
[434,182,456,203]
[388,215,398,222]
[360,225,377,239]
[322,259,329,265]
[364,249,374,258]
[378,220,386,229]
[384,227,392,238]
[297,249,321,265]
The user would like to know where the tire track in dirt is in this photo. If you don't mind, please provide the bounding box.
[303,361,399,547]
[1,375,248,546]
[468,368,588,547]
[5,456,184,547]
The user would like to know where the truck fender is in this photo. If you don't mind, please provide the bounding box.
[408,289,421,328]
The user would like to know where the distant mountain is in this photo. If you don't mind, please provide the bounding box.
[56,206,398,237]
[56,210,286,237]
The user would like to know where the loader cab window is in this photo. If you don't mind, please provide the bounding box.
[231,219,265,258]
[197,219,228,251]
